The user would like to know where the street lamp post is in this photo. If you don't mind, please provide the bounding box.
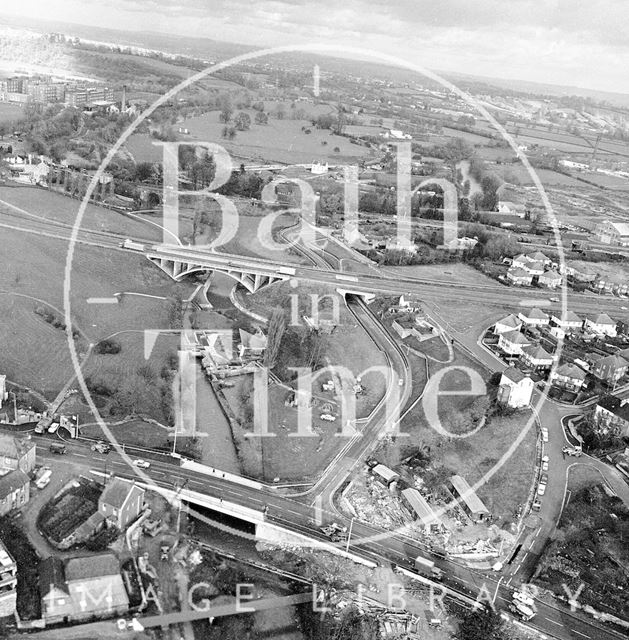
[345,517,354,553]
[492,575,504,606]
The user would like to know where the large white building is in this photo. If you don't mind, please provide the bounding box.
[498,367,534,408]
[594,221,629,246]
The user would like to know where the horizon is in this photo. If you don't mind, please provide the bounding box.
[0,1,628,98]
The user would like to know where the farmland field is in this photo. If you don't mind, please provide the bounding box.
[0,211,188,408]
[0,185,161,241]
[181,110,374,165]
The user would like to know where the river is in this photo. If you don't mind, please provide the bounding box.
[457,159,482,198]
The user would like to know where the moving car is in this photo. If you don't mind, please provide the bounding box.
[91,441,111,454]
[133,459,151,469]
[49,443,66,455]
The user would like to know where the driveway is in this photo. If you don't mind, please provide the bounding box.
[20,454,92,560]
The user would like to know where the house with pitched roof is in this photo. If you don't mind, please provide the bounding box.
[520,344,554,371]
[550,310,582,333]
[518,308,549,327]
[498,367,534,408]
[584,313,617,337]
[0,434,36,515]
[0,469,29,516]
[591,354,629,386]
[494,314,522,335]
[506,267,532,286]
[539,270,562,288]
[550,363,588,392]
[594,395,629,437]
[0,434,36,474]
[40,553,129,624]
[238,328,267,358]
[98,477,145,530]
[498,330,531,356]
[0,541,17,618]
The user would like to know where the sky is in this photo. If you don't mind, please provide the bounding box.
[2,0,629,94]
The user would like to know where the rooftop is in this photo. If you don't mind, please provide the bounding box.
[522,344,553,360]
[449,475,489,516]
[555,363,588,380]
[501,330,531,345]
[65,553,120,582]
[401,488,440,526]
[0,433,35,461]
[520,307,548,320]
[496,314,521,328]
[100,477,143,510]
[0,469,29,499]
[501,366,529,383]
[598,395,629,421]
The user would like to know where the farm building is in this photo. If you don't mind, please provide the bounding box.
[401,488,441,532]
[448,475,490,522]
[372,464,399,488]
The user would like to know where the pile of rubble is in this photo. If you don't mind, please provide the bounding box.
[347,472,412,530]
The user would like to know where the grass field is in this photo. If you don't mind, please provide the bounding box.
[0,186,189,411]
[181,110,373,165]
[226,280,389,481]
[399,345,535,525]
[0,185,162,241]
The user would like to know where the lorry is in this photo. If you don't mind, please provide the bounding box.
[414,555,443,580]
[509,601,536,621]
[320,522,348,542]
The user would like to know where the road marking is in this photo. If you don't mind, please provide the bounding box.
[572,631,589,638]
[544,618,563,626]
[74,453,86,458]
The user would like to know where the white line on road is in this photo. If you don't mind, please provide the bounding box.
[74,453,86,458]
[572,630,589,638]
[543,617,563,626]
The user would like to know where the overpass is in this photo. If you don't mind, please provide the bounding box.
[122,240,628,315]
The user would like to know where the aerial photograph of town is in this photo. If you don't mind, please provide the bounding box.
[0,1,628,639]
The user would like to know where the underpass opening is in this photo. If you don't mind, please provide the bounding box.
[186,501,257,537]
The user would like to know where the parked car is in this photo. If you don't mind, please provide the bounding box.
[541,428,549,443]
[160,545,170,561]
[133,459,151,469]
[541,473,549,485]
[47,422,59,434]
[320,414,336,422]
[532,500,542,511]
[537,483,546,496]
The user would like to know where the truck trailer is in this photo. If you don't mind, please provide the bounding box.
[414,555,443,580]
